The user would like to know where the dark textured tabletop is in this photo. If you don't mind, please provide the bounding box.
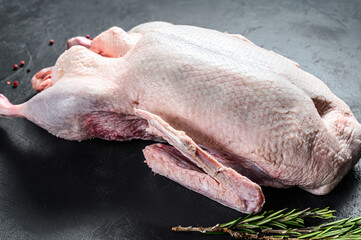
[0,0,360,239]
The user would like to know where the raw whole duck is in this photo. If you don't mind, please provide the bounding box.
[1,22,361,213]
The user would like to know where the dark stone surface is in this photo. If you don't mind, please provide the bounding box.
[0,0,360,239]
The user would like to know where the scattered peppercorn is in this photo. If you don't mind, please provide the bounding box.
[90,38,93,40]
[49,39,54,45]
[86,34,90,39]
[20,61,25,66]
[13,81,18,88]
[27,69,31,73]
[13,64,18,70]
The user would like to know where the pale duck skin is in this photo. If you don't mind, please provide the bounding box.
[0,22,360,213]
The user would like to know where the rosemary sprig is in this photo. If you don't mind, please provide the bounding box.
[172,208,361,239]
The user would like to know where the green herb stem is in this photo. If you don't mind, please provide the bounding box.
[172,208,361,239]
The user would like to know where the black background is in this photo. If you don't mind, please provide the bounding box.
[0,0,360,239]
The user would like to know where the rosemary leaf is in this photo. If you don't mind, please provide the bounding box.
[172,207,361,240]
